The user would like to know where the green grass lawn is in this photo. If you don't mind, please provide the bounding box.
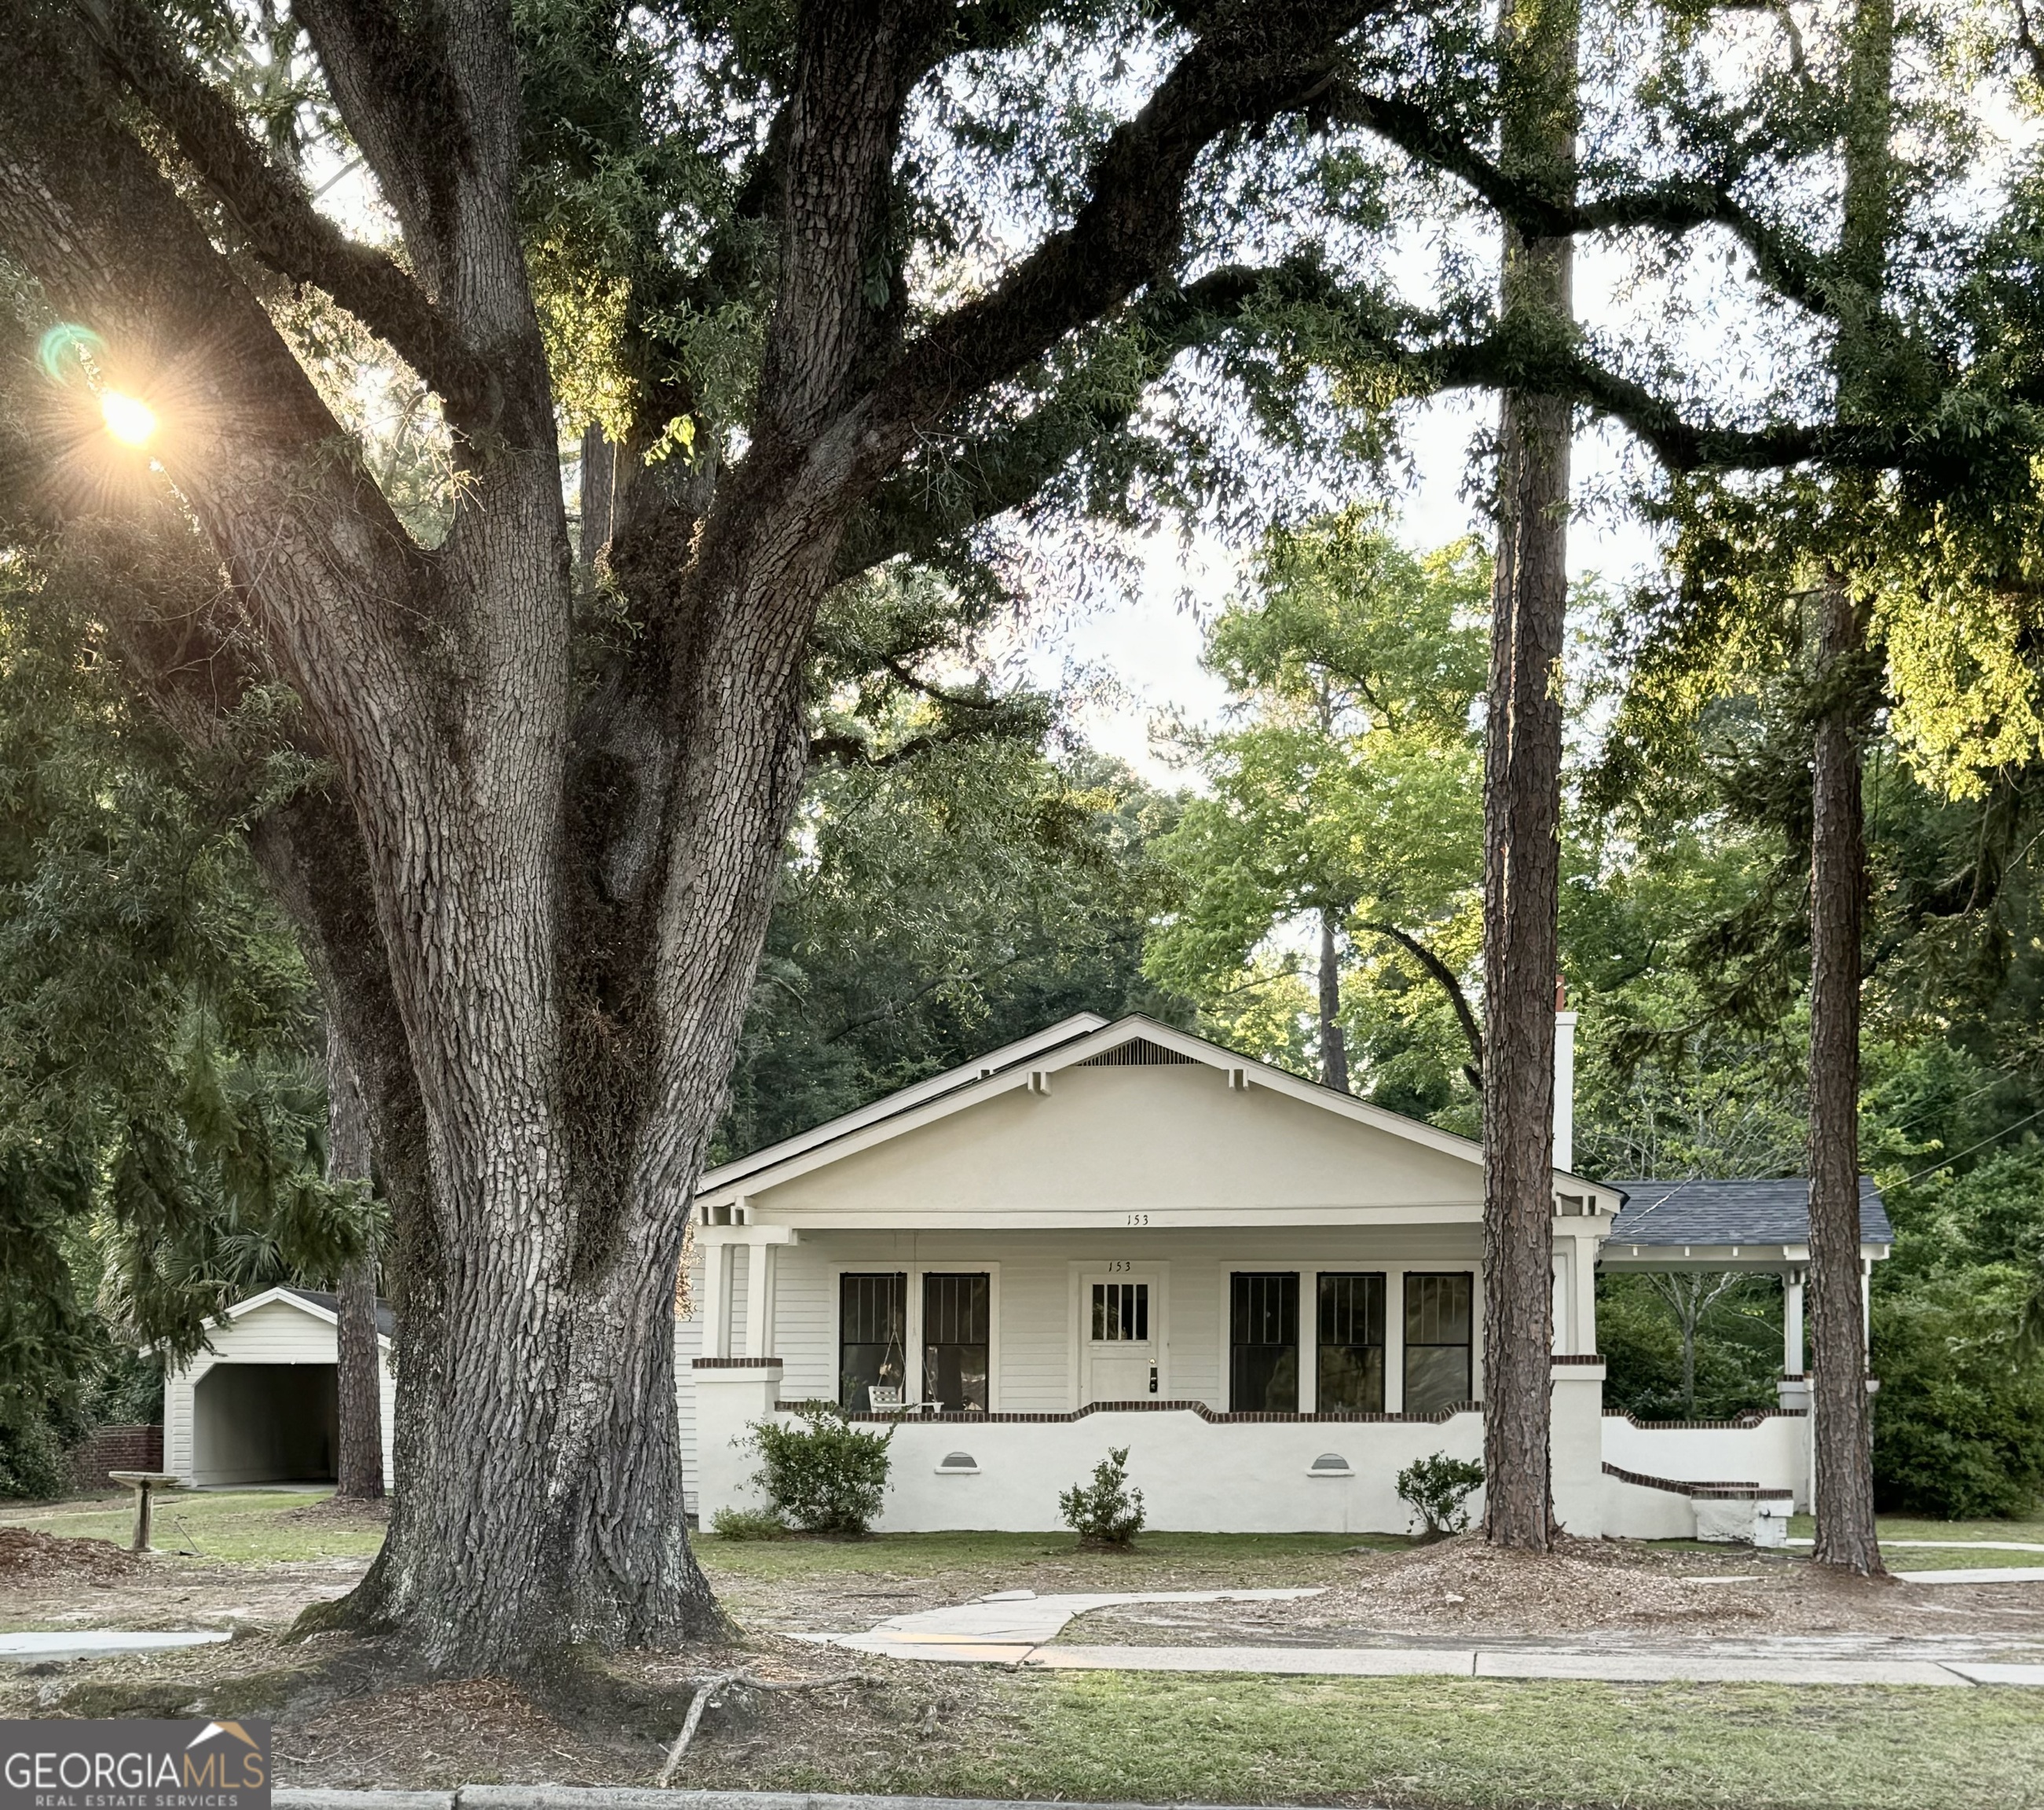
[696,1527,1387,1580]
[737,1670,2044,1810]
[1785,1513,2044,1565]
[0,1489,385,1562]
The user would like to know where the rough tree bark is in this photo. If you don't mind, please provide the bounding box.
[1806,0,1893,1580]
[1318,907,1351,1093]
[1808,577,1881,1574]
[327,1024,384,1502]
[1480,0,1579,1552]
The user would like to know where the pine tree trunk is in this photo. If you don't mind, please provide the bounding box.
[327,1026,383,1502]
[1804,0,1892,1581]
[1481,0,1578,1553]
[1808,577,1884,1576]
[1319,907,1350,1094]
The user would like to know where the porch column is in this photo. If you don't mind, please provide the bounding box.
[1860,1257,1872,1361]
[1783,1268,1805,1376]
[701,1237,731,1360]
[1573,1233,1599,1357]
[1383,1268,1405,1412]
[745,1242,778,1359]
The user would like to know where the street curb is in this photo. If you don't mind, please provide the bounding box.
[276,1792,1339,1810]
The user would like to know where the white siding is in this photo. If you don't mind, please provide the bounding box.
[163,1299,394,1489]
[750,1064,1487,1225]
[687,1226,1485,1424]
[674,1249,705,1515]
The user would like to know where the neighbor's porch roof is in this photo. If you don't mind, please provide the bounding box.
[1599,1177,1892,1271]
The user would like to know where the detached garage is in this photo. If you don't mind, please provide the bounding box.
[163,1286,395,1488]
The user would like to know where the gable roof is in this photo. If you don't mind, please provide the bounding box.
[1606,1177,1893,1248]
[277,1286,397,1340]
[698,1013,1619,1207]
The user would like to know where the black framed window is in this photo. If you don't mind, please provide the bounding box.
[1317,1272,1386,1412]
[1091,1281,1149,1342]
[922,1272,991,1412]
[1403,1272,1473,1414]
[1230,1272,1299,1412]
[839,1272,907,1411]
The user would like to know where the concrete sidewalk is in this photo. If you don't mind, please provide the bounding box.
[805,1587,2044,1687]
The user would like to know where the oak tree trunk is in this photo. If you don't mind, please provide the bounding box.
[1319,907,1351,1094]
[327,1027,384,1502]
[1481,0,1578,1553]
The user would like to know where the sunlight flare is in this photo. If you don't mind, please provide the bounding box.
[101,390,156,447]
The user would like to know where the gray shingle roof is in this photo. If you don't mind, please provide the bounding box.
[281,1286,396,1339]
[1606,1177,1892,1248]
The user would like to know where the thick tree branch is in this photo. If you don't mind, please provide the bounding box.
[1358,919,1485,1079]
[293,0,542,379]
[75,0,497,429]
[867,2,1383,449]
[0,17,439,773]
[1327,84,1836,320]
[840,261,1299,575]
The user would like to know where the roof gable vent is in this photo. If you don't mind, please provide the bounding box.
[1078,1036,1196,1068]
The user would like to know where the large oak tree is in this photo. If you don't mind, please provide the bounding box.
[2,0,2026,1670]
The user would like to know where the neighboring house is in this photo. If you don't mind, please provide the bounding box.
[682,1010,1892,1540]
[162,1286,395,1489]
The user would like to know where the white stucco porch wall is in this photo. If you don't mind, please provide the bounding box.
[690,1361,1612,1537]
[1600,1410,1808,1506]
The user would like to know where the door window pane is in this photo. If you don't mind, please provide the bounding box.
[1230,1272,1299,1412]
[1403,1273,1473,1413]
[839,1272,907,1411]
[923,1272,991,1412]
[1091,1281,1149,1341]
[1317,1272,1386,1412]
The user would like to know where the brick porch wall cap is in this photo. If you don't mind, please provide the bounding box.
[1601,1460,1793,1500]
[772,1398,1485,1426]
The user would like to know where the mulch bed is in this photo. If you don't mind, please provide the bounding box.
[0,1526,137,1583]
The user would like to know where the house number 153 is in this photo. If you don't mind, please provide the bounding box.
[1125,1213,1150,1226]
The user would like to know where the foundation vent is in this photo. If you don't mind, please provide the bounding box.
[1078,1037,1196,1067]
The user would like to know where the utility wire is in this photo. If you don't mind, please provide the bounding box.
[1896,1104,2044,1189]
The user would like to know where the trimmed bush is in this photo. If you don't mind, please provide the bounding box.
[744,1402,894,1535]
[1060,1445,1145,1546]
[1397,1452,1484,1540]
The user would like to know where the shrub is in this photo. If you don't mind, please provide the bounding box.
[1397,1452,1485,1540]
[709,1506,788,1541]
[1871,1267,2044,1519]
[1060,1445,1145,1546]
[744,1402,894,1535]
[0,1418,71,1500]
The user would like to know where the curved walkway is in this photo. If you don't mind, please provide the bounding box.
[802,1587,2044,1688]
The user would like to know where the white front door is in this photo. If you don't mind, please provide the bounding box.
[1084,1278,1159,1403]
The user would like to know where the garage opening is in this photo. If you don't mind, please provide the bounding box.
[191,1363,339,1486]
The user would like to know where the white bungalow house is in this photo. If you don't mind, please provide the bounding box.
[681,1009,1892,1541]
[161,1286,395,1489]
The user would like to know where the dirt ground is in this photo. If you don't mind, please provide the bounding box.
[0,1527,999,1791]
[1049,1533,2044,1653]
[0,1526,368,1640]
